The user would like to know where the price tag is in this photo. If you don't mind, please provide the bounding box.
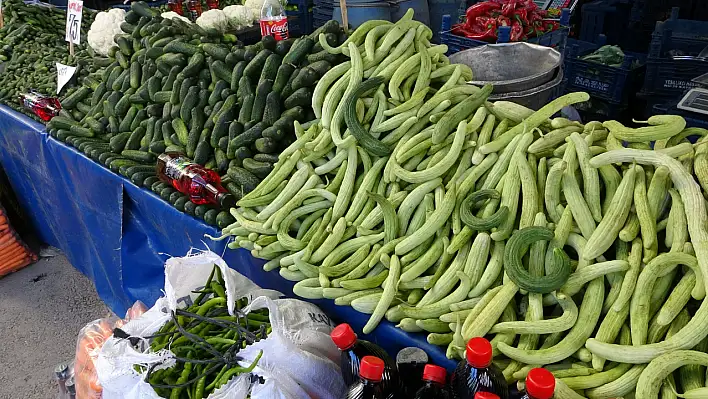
[65,0,83,45]
[56,62,77,94]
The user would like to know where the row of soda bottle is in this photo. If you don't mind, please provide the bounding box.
[331,323,557,399]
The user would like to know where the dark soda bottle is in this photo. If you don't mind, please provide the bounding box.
[20,91,61,121]
[156,152,236,209]
[185,0,202,20]
[342,356,388,399]
[396,347,428,397]
[330,323,398,396]
[450,337,509,399]
[519,368,555,399]
[414,364,450,399]
[475,393,500,399]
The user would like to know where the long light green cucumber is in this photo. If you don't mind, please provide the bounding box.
[397,178,441,236]
[363,254,400,333]
[585,364,645,399]
[479,92,590,155]
[569,132,602,222]
[583,166,636,260]
[498,277,603,364]
[603,115,686,142]
[587,148,708,363]
[490,292,578,335]
[418,241,467,305]
[393,121,467,184]
[401,272,472,319]
[395,184,455,255]
[636,350,708,398]
[462,280,518,340]
[630,252,700,345]
[468,240,504,297]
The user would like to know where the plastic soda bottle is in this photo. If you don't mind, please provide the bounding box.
[19,91,61,121]
[206,0,219,10]
[167,0,183,14]
[342,356,389,399]
[414,364,450,399]
[519,368,555,399]
[330,323,398,396]
[186,0,202,21]
[475,392,500,399]
[156,152,236,209]
[450,337,509,399]
[396,347,428,397]
[259,0,288,41]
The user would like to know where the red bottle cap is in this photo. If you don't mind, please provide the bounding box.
[466,337,493,368]
[359,356,385,382]
[475,392,500,399]
[526,368,556,399]
[331,323,357,350]
[422,364,447,384]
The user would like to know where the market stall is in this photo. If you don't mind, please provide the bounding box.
[2,0,708,397]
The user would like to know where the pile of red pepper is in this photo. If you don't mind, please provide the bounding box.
[451,0,561,42]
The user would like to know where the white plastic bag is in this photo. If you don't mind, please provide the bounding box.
[96,250,346,399]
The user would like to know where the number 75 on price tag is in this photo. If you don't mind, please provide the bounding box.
[65,0,83,45]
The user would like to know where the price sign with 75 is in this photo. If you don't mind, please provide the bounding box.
[65,0,83,45]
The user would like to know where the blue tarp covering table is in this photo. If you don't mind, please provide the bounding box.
[0,105,457,369]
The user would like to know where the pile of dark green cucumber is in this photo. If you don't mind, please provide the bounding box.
[46,1,345,228]
[0,0,95,116]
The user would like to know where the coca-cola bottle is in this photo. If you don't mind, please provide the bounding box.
[259,0,288,41]
[156,152,236,209]
[167,0,183,14]
[186,0,202,21]
[413,364,450,399]
[20,92,61,121]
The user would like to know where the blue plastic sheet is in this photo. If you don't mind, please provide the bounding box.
[0,105,457,370]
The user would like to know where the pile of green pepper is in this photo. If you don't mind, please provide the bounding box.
[145,265,271,398]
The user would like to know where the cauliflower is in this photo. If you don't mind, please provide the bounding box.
[243,0,264,23]
[223,5,254,29]
[87,8,125,56]
[196,9,229,32]
[160,11,191,23]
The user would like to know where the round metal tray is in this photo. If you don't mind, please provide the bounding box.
[449,42,562,94]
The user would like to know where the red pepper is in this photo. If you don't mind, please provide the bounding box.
[513,7,528,25]
[501,0,519,17]
[524,0,538,12]
[465,2,501,24]
[510,20,523,41]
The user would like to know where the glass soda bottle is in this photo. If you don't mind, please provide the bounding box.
[186,0,202,21]
[259,0,288,41]
[156,152,236,209]
[167,0,183,15]
[414,364,450,399]
[342,356,388,399]
[20,91,61,121]
[330,323,398,396]
[519,368,555,399]
[450,337,509,399]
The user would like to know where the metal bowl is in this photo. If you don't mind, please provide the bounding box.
[449,42,562,93]
[489,68,565,110]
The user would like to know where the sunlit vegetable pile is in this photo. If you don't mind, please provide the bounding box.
[214,10,708,398]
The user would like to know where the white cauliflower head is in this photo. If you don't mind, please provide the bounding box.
[223,5,254,29]
[160,11,191,23]
[87,8,126,56]
[196,9,229,32]
[243,0,264,23]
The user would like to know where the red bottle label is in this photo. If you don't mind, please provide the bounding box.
[260,17,289,41]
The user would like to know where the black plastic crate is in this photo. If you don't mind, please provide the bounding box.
[564,38,646,103]
[639,8,708,97]
[579,0,634,45]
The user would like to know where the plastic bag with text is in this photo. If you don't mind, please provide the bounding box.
[96,250,345,399]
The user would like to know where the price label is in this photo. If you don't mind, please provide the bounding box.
[56,62,77,94]
[65,0,83,44]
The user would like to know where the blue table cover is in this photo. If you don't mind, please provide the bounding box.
[0,105,457,370]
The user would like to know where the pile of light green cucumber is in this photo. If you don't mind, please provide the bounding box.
[215,10,708,399]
